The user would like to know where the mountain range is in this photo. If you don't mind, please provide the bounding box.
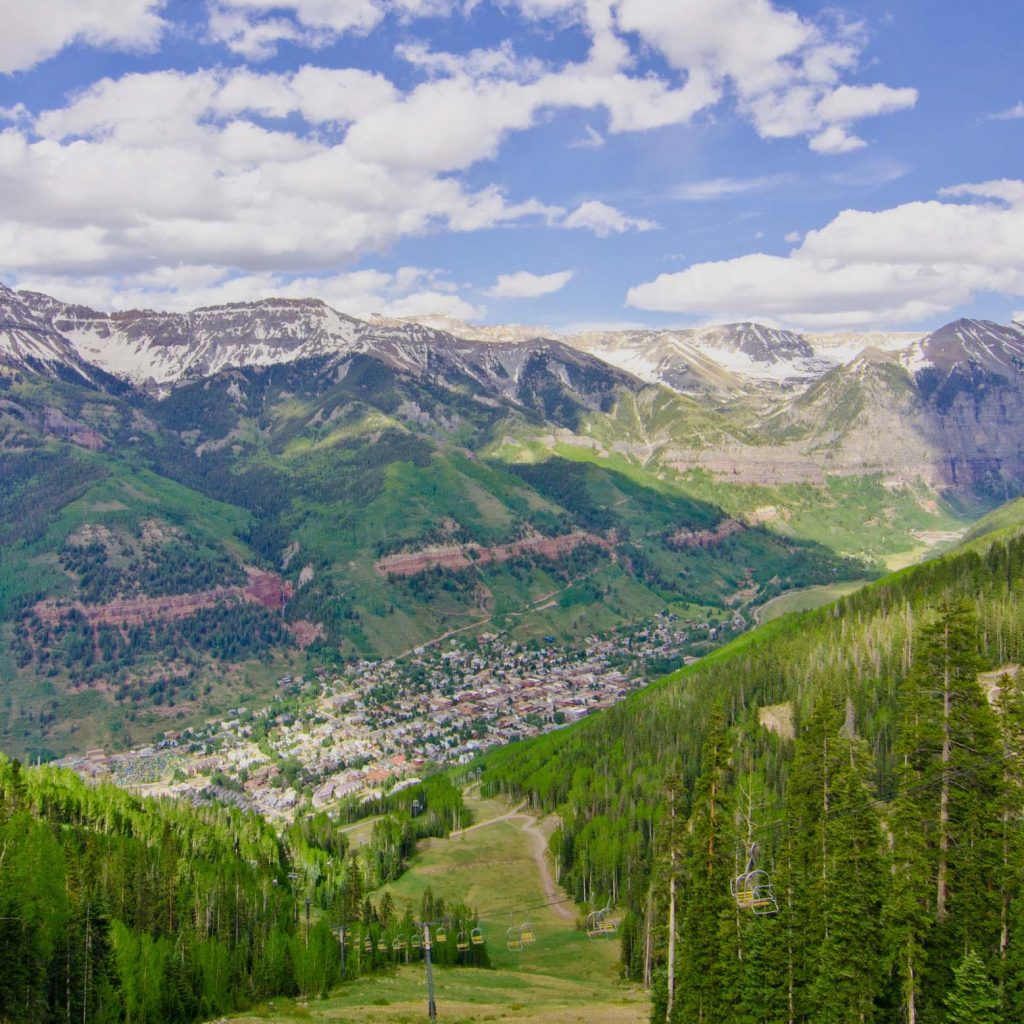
[9,281,1024,494]
[3,281,1024,757]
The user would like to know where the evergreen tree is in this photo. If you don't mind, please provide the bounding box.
[656,763,686,1023]
[945,949,1002,1024]
[889,602,1004,1021]
[809,734,888,1024]
[676,709,736,1024]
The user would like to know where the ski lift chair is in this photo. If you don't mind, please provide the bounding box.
[731,868,779,915]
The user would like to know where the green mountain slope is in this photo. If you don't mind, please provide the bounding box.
[962,495,1024,546]
[479,512,1024,1021]
[1,353,870,759]
[0,756,486,1024]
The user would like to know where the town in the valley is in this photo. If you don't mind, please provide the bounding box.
[57,607,747,818]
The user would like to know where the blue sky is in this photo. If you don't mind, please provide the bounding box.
[0,0,1021,331]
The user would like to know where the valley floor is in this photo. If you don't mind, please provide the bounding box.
[222,795,648,1024]
[755,578,872,623]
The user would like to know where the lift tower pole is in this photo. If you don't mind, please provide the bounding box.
[335,925,346,977]
[423,922,438,1021]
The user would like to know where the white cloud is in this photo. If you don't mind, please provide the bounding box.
[609,0,916,152]
[214,66,399,124]
[673,174,792,201]
[626,180,1024,329]
[784,230,801,243]
[0,103,30,123]
[216,0,385,36]
[0,66,560,282]
[209,0,462,59]
[15,265,483,319]
[0,0,166,74]
[987,101,1024,121]
[809,125,866,154]
[214,0,917,151]
[815,83,918,122]
[0,41,686,292]
[561,200,656,237]
[207,8,325,61]
[939,179,1024,204]
[0,0,921,309]
[487,270,574,298]
[397,40,542,81]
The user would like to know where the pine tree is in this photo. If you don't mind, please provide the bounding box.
[809,734,888,1024]
[888,601,1004,1021]
[676,709,736,1024]
[658,763,686,1023]
[782,695,841,1021]
[945,949,1003,1024]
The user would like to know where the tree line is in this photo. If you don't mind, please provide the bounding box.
[481,528,1024,1022]
[0,755,480,1023]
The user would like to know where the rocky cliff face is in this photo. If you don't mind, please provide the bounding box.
[374,530,612,578]
[0,284,107,384]
[644,323,1024,493]
[908,320,1024,494]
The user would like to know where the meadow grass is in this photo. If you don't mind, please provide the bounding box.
[224,795,647,1023]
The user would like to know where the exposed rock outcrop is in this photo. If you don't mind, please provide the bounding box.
[375,531,612,578]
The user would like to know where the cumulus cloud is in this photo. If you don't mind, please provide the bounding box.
[0,0,922,309]
[0,66,562,282]
[212,0,916,150]
[0,43,680,294]
[809,125,866,154]
[207,8,327,61]
[562,201,656,237]
[14,265,483,319]
[815,83,918,122]
[608,0,916,151]
[626,180,1024,329]
[487,270,574,298]
[0,0,166,73]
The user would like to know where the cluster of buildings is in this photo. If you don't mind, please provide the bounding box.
[57,609,743,818]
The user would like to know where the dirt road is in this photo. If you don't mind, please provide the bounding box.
[452,798,577,922]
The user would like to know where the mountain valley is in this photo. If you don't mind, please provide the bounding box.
[4,283,1024,760]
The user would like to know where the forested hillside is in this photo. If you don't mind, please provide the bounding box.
[0,760,480,1024]
[481,518,1024,1022]
[1,348,869,761]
